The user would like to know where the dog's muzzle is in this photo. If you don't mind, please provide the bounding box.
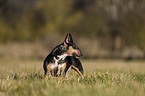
[72,51,83,57]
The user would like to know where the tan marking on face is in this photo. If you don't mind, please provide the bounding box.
[66,46,81,56]
[71,65,83,78]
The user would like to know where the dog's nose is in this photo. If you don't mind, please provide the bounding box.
[77,50,83,57]
[80,51,83,57]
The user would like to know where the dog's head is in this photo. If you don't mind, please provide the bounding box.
[52,33,83,57]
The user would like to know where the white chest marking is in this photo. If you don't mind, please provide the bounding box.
[57,64,65,75]
[53,54,68,67]
[51,54,68,73]
[57,54,68,61]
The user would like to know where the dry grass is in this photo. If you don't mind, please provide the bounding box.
[0,59,145,96]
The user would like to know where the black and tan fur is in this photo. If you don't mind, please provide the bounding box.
[43,33,83,77]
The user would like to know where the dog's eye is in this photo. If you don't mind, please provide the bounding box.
[60,46,65,50]
[73,46,78,49]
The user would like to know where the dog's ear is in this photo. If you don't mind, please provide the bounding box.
[64,33,69,44]
[64,33,73,46]
[69,33,73,43]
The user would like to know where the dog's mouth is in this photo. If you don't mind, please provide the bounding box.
[72,52,83,58]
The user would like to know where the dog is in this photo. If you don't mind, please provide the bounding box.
[43,33,83,77]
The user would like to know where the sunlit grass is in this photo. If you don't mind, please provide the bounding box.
[0,59,145,96]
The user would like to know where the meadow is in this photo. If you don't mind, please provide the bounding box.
[0,58,145,96]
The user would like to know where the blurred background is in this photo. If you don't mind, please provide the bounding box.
[0,0,145,60]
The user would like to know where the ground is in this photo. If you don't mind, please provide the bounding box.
[0,58,145,96]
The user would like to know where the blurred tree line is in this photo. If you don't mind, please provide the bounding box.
[0,0,145,58]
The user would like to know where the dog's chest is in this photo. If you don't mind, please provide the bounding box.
[50,54,68,69]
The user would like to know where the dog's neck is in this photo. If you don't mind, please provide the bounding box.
[54,53,69,64]
[57,54,68,60]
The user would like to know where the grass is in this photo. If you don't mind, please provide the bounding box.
[0,59,145,96]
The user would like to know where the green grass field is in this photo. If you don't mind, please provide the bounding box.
[0,59,145,96]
